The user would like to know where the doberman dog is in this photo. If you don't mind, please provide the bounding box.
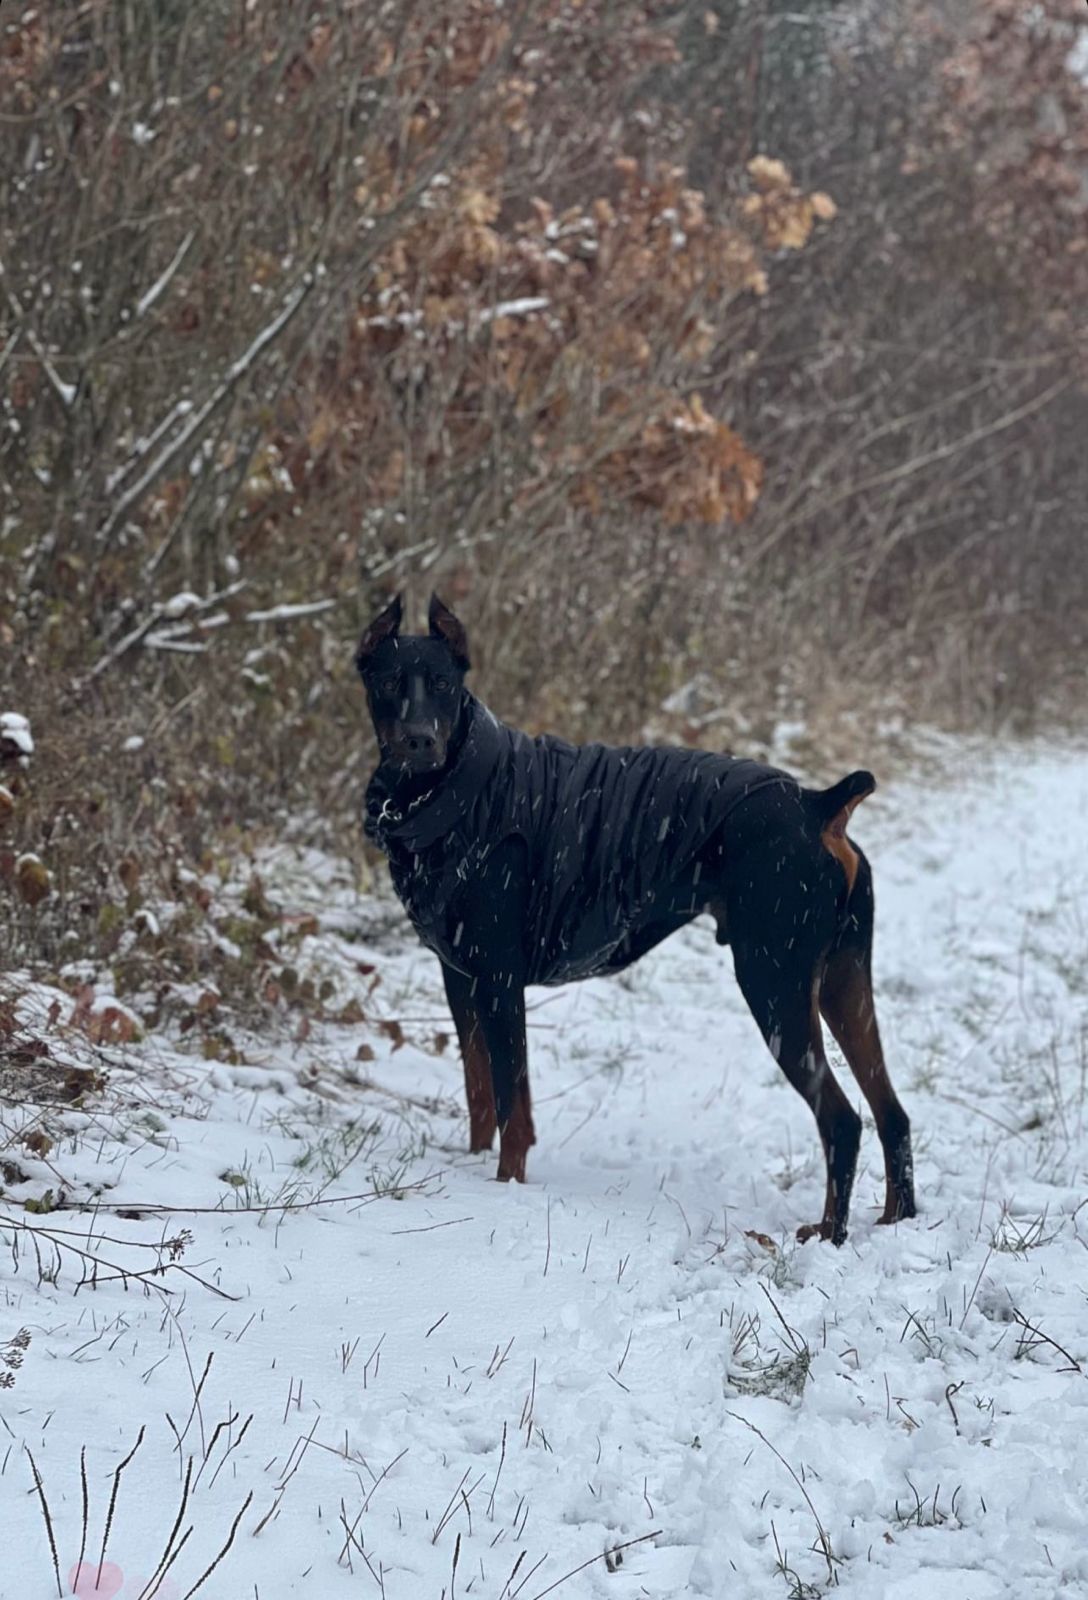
[356,594,915,1245]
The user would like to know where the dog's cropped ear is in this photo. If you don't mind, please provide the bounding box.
[428,593,471,671]
[355,594,403,673]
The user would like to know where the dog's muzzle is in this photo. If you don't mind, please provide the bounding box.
[387,727,447,773]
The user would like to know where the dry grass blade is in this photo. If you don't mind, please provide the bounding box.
[77,1444,89,1581]
[25,1448,62,1599]
[525,1530,662,1599]
[94,1175,438,1217]
[487,1421,507,1520]
[1011,1307,1084,1375]
[99,1425,146,1578]
[177,1488,254,1600]
[727,1412,837,1586]
[0,1215,236,1301]
[136,1455,194,1600]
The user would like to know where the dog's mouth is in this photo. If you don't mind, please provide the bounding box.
[397,755,444,776]
[386,738,448,774]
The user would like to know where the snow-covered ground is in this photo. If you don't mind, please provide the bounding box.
[2,741,1087,1600]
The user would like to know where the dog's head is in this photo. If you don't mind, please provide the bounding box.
[355,593,471,775]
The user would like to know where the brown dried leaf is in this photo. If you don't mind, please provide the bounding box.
[118,856,141,892]
[87,1006,137,1046]
[747,155,792,193]
[15,855,50,907]
[744,1229,778,1255]
[62,1065,107,1103]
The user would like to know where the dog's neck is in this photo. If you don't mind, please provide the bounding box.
[376,691,474,807]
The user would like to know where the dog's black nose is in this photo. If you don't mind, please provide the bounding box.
[393,726,443,768]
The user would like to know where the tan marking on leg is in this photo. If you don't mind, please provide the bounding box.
[820,957,915,1225]
[463,1023,497,1154]
[497,1077,534,1183]
[791,988,858,1245]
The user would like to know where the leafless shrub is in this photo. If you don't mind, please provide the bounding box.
[2,0,1084,980]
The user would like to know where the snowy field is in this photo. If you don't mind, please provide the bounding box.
[2,741,1087,1600]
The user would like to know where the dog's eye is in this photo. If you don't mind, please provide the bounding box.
[379,674,399,692]
[432,676,451,692]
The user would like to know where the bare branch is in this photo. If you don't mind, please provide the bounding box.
[135,229,197,320]
[96,276,315,549]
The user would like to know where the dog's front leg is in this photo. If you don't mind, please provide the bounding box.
[442,961,498,1153]
[471,976,534,1182]
[442,835,535,1181]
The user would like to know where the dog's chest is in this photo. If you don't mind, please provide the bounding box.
[386,834,491,966]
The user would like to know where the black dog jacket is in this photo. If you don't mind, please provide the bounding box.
[365,697,792,986]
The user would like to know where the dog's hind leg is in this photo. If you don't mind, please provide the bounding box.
[727,865,862,1245]
[819,849,916,1226]
[442,963,497,1153]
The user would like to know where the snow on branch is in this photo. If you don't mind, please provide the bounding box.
[135,229,196,320]
[359,296,550,335]
[97,274,316,549]
[85,588,341,681]
[243,599,338,623]
[0,265,77,412]
[105,400,195,495]
[85,581,248,682]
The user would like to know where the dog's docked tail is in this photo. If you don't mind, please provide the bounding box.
[811,770,875,828]
[807,770,875,896]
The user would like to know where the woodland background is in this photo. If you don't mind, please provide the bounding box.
[2,0,1086,985]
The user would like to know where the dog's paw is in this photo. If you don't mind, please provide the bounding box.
[796,1219,846,1246]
